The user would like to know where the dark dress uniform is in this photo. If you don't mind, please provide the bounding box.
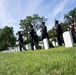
[41,23,54,47]
[54,24,64,46]
[29,29,35,50]
[68,24,76,43]
[29,28,40,50]
[18,32,27,51]
[41,25,49,40]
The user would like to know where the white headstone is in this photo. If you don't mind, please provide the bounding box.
[52,41,56,46]
[14,46,19,51]
[26,44,29,50]
[34,45,36,50]
[28,44,31,50]
[43,38,49,49]
[63,31,74,47]
[56,42,58,46]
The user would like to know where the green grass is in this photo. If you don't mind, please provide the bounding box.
[0,46,76,75]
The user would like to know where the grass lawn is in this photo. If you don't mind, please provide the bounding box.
[0,46,76,75]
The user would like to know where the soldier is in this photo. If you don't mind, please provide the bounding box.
[29,25,41,50]
[41,22,54,47]
[41,22,48,40]
[17,31,27,51]
[68,20,76,43]
[54,20,64,46]
[71,20,74,32]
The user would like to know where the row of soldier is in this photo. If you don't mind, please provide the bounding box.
[54,20,76,46]
[17,20,76,51]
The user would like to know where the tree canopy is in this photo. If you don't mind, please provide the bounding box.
[0,26,16,51]
[64,7,76,23]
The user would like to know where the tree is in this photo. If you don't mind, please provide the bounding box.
[19,14,47,37]
[0,26,16,51]
[48,28,54,38]
[60,23,68,32]
[64,7,76,23]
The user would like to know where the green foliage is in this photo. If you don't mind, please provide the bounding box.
[0,41,9,50]
[38,36,42,41]
[0,46,76,75]
[51,37,57,42]
[48,27,54,38]
[64,7,76,23]
[0,26,16,51]
[60,23,68,32]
